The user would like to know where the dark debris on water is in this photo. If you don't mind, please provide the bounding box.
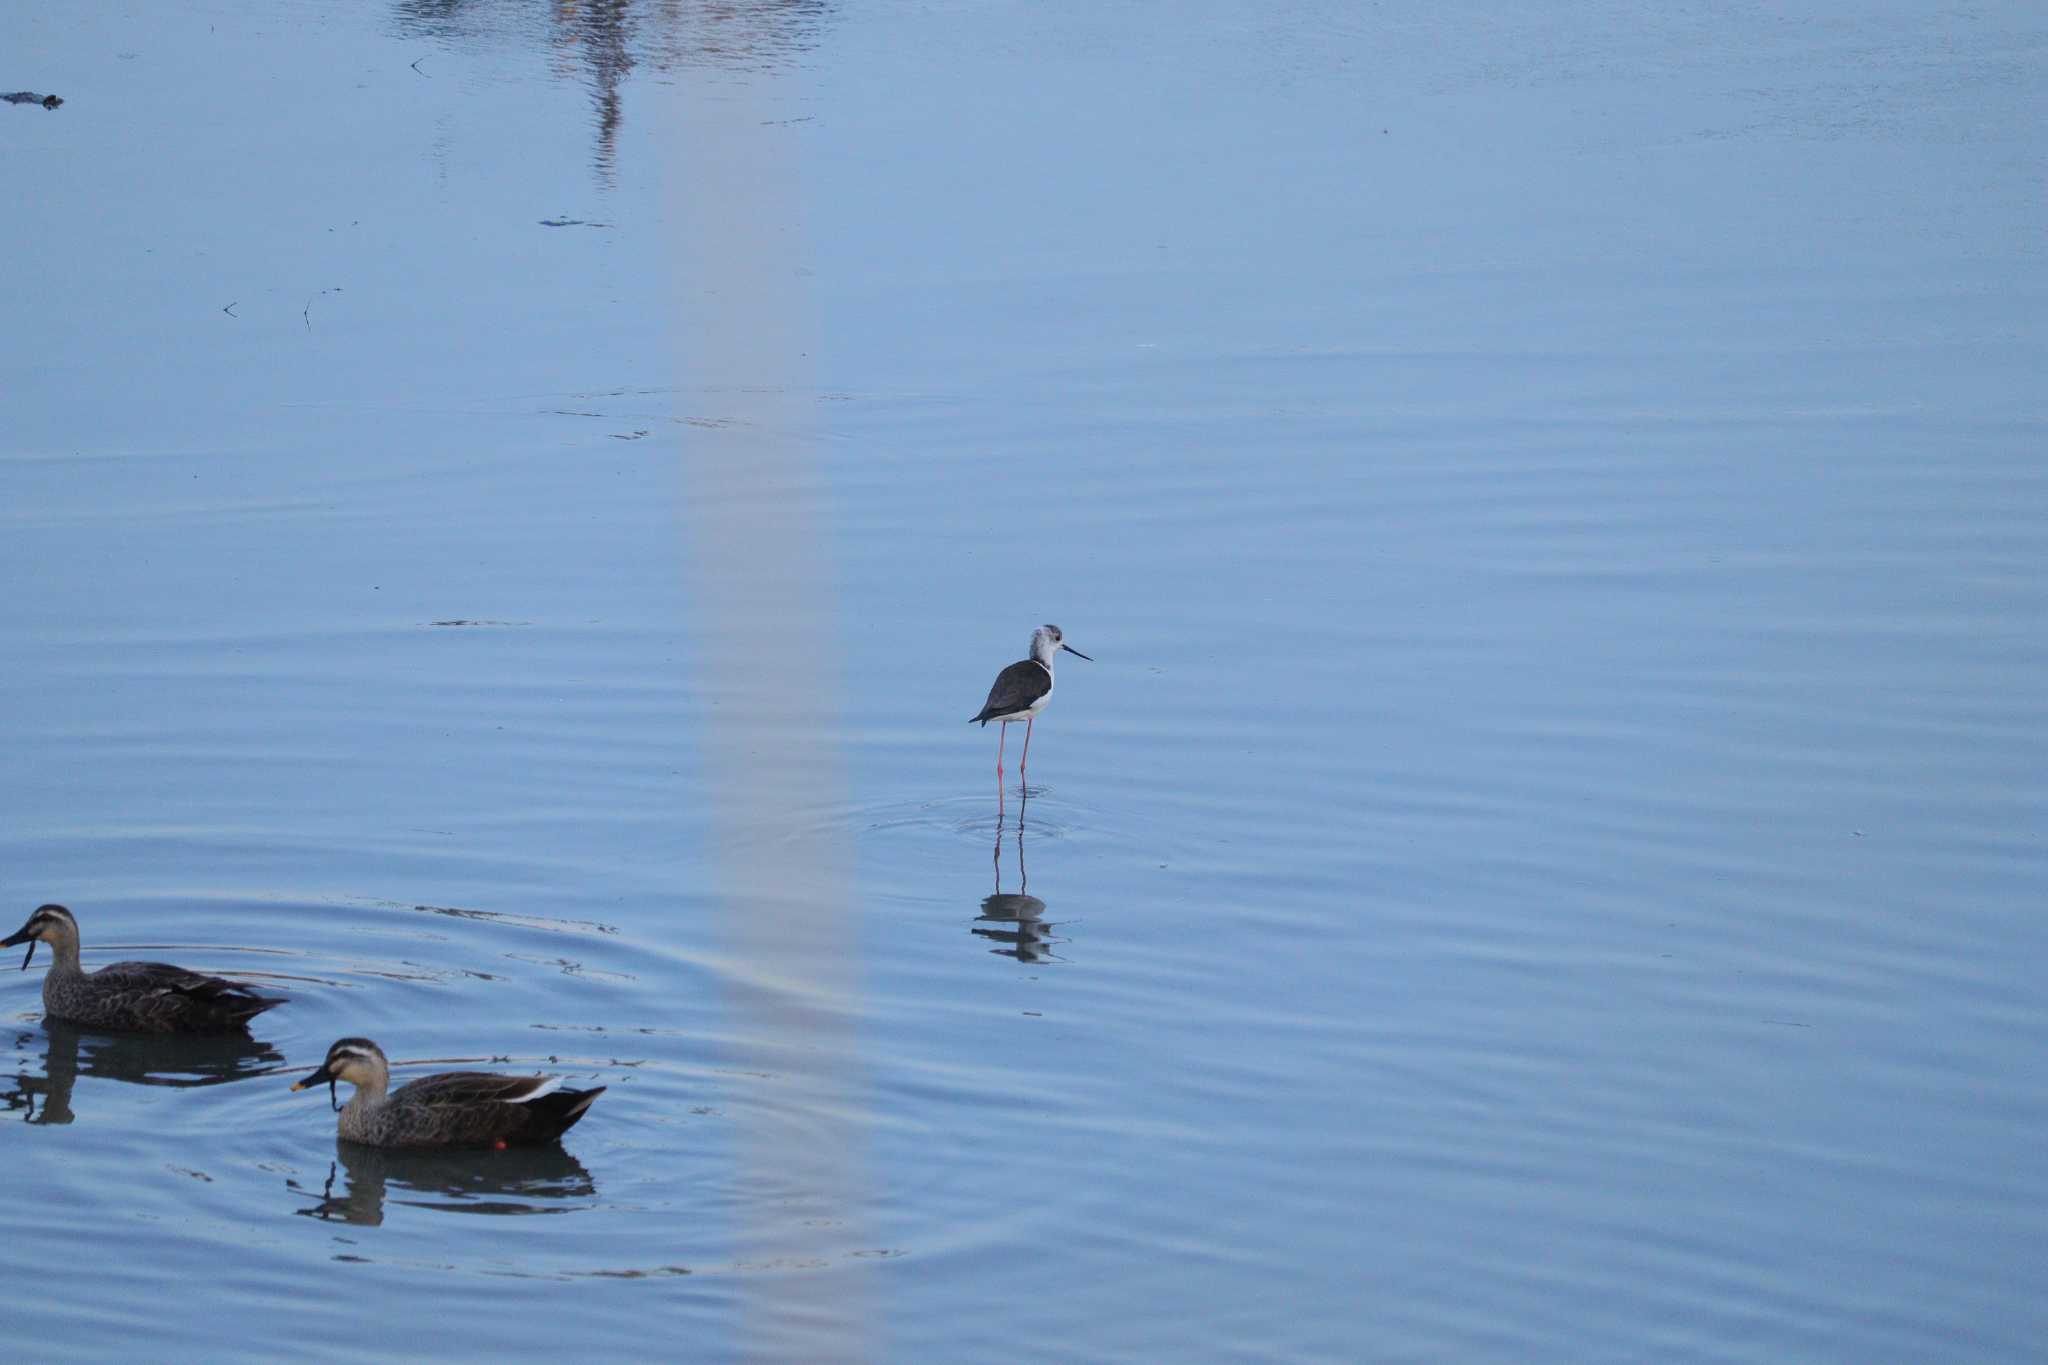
[4,91,63,109]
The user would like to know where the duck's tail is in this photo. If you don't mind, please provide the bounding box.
[536,1085,607,1138]
[235,993,287,1023]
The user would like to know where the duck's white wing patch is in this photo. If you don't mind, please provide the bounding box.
[505,1075,564,1103]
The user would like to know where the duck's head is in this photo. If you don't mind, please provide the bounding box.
[0,905,78,970]
[292,1037,389,1111]
[1030,624,1092,666]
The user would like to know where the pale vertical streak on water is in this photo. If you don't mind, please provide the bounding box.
[669,45,873,1364]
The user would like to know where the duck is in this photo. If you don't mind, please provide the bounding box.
[0,903,285,1034]
[291,1036,605,1149]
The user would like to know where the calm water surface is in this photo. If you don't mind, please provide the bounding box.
[4,2,2046,1359]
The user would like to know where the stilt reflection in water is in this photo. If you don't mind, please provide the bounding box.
[290,1140,597,1227]
[977,789,1066,964]
[2,1019,282,1126]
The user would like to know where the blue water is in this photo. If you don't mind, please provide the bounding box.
[4,1,2046,1358]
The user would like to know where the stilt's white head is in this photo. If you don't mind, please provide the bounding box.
[1030,624,1092,667]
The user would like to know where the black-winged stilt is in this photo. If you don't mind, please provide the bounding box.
[970,623,1091,784]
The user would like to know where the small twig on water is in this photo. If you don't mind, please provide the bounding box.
[302,286,342,331]
[411,56,429,77]
[221,301,238,317]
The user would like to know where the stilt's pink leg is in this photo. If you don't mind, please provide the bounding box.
[1020,717,1034,779]
[995,725,1007,816]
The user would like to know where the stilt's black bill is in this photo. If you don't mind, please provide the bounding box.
[1062,644,1093,661]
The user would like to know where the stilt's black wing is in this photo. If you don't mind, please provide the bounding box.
[971,660,1051,725]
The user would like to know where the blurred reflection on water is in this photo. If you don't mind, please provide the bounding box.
[291,1139,597,1226]
[391,0,835,183]
[3,1021,283,1127]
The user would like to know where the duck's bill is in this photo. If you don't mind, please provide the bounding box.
[289,1065,333,1093]
[1062,644,1093,661]
[1,928,34,971]
[291,1065,343,1112]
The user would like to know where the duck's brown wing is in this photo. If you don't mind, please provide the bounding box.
[389,1071,606,1146]
[92,960,285,1030]
[396,1071,565,1107]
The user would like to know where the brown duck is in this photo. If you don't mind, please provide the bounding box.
[291,1037,605,1149]
[1,904,284,1034]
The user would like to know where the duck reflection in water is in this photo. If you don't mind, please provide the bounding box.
[976,788,1067,964]
[291,1140,597,1227]
[2,1018,282,1125]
